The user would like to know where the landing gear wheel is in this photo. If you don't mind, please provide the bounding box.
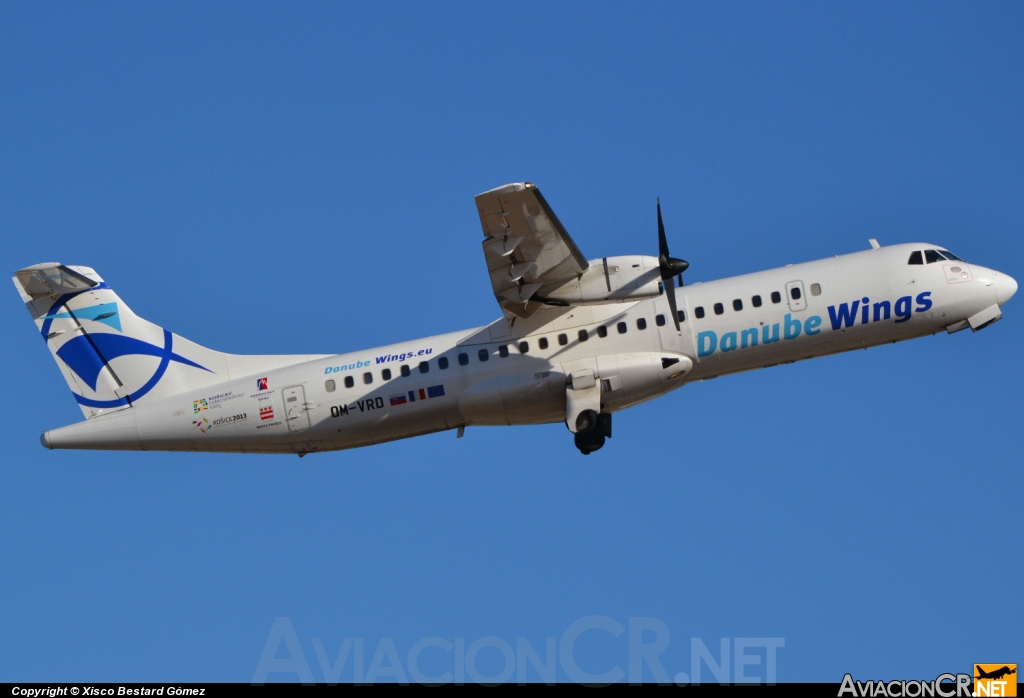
[574,431,606,455]
[574,410,610,454]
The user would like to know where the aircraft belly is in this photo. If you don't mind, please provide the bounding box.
[459,369,565,426]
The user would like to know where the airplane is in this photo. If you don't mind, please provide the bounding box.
[13,182,1018,456]
[975,666,1016,681]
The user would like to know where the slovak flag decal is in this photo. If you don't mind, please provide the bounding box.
[257,377,269,391]
[260,406,274,421]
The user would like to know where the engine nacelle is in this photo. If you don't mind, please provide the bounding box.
[542,255,663,305]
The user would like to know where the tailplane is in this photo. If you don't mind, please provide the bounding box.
[13,263,324,419]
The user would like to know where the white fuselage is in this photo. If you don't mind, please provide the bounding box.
[41,243,1016,453]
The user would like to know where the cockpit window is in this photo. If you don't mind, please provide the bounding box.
[924,249,944,264]
[940,250,963,261]
[908,251,923,265]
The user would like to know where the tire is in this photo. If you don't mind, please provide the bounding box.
[574,431,605,455]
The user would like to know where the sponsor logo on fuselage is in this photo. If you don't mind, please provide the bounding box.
[193,390,246,415]
[201,390,245,407]
[193,412,248,433]
[257,377,269,391]
[696,292,933,358]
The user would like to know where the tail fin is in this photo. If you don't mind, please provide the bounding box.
[13,263,324,419]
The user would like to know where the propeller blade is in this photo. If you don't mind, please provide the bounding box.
[657,199,670,260]
[656,199,687,331]
[665,276,681,332]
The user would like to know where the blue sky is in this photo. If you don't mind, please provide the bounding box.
[1,2,1021,683]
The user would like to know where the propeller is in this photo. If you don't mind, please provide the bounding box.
[657,199,689,331]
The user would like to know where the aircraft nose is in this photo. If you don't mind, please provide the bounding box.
[995,272,1018,306]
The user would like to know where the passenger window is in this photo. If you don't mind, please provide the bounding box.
[940,250,963,261]
[677,310,686,323]
[325,379,336,392]
[695,306,705,319]
[363,372,373,384]
[637,318,647,330]
[790,287,802,300]
[655,314,666,327]
[401,364,411,377]
[539,337,549,349]
[925,249,944,264]
[810,283,821,296]
[714,303,724,315]
[382,369,392,380]
[438,357,449,369]
[519,341,529,353]
[344,375,354,388]
[419,361,429,373]
[458,352,469,366]
[597,325,608,338]
[732,299,742,311]
[558,333,568,346]
[771,291,782,304]
[578,329,589,342]
[752,295,762,307]
[617,322,627,334]
[908,251,923,265]
[478,348,489,362]
[498,344,509,357]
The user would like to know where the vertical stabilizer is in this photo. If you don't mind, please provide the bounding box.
[13,263,326,419]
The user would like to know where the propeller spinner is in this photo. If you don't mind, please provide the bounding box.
[657,199,689,331]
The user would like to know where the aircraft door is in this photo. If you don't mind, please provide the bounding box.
[282,385,312,432]
[785,281,807,312]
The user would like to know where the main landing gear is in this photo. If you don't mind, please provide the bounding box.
[574,409,612,455]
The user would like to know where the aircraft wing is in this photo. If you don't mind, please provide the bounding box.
[474,182,590,320]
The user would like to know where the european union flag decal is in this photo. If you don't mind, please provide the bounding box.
[427,384,445,398]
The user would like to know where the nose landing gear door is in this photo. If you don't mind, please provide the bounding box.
[785,281,807,312]
[282,385,311,432]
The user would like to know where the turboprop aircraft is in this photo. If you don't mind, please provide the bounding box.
[14,182,1018,455]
